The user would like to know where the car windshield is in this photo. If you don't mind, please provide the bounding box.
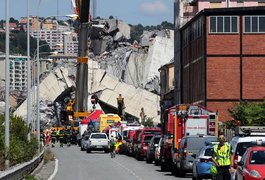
[235,142,253,156]
[144,136,153,143]
[91,134,107,139]
[84,136,89,140]
[154,137,160,144]
[250,150,265,164]
[204,147,214,157]
[187,137,218,150]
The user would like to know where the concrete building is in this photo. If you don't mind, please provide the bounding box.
[159,60,174,122]
[176,6,265,121]
[0,55,28,91]
[20,16,78,55]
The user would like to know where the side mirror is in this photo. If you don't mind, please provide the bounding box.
[191,154,196,159]
[237,161,244,166]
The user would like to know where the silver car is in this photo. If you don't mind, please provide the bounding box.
[154,137,163,165]
[80,135,90,151]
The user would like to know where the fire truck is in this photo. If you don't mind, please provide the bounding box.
[160,104,218,172]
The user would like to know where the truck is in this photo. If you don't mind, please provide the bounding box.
[99,114,121,132]
[87,132,110,153]
[160,104,218,172]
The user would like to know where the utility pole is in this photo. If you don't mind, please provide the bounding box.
[5,0,10,169]
[27,0,31,142]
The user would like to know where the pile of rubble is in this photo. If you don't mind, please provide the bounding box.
[90,19,174,94]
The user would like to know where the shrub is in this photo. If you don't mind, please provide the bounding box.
[0,114,38,169]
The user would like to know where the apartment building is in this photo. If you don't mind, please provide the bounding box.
[20,16,78,55]
[176,6,265,121]
[0,55,28,91]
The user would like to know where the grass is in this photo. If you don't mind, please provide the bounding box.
[43,148,55,164]
[24,175,36,180]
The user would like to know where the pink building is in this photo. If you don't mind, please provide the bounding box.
[182,0,264,24]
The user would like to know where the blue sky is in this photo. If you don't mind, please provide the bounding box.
[0,0,174,25]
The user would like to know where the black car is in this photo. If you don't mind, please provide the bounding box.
[146,135,161,163]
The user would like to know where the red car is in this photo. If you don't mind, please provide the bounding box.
[236,145,265,180]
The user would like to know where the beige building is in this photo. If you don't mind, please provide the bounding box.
[159,60,174,122]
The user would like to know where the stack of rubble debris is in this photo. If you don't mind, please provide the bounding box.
[14,19,174,126]
[91,19,174,94]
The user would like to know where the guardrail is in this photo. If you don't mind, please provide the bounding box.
[0,150,44,180]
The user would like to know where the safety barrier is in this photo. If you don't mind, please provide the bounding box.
[0,150,44,180]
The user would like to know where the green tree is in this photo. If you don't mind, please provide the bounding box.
[228,99,265,126]
[142,117,154,127]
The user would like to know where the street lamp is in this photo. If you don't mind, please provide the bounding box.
[5,0,10,169]
[36,0,77,153]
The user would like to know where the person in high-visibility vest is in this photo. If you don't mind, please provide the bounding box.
[115,138,123,154]
[211,135,234,180]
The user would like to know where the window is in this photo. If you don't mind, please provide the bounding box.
[250,151,265,164]
[90,134,107,139]
[204,147,214,156]
[244,16,265,33]
[209,16,238,33]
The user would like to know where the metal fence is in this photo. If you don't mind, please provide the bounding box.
[224,128,235,142]
[0,151,43,180]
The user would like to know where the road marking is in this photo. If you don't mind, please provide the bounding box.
[47,158,58,180]
[111,159,142,180]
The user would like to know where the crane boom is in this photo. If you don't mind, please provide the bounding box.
[74,0,90,119]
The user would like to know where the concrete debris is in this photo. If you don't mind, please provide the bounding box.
[94,29,174,94]
[91,19,131,55]
[14,67,75,128]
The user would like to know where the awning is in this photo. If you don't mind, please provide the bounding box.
[80,110,103,124]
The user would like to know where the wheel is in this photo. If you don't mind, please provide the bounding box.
[154,160,160,166]
[192,175,196,180]
[196,176,202,180]
[104,149,109,153]
[179,169,186,177]
[161,161,167,172]
[86,149,91,153]
[146,158,152,164]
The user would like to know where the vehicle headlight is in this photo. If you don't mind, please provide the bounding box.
[249,170,261,178]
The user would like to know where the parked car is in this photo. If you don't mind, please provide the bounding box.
[236,143,265,180]
[230,136,265,169]
[80,135,90,151]
[192,144,216,180]
[154,137,163,166]
[175,135,218,177]
[136,134,155,160]
[146,135,161,163]
[87,133,109,153]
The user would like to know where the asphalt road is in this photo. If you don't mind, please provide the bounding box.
[51,145,192,180]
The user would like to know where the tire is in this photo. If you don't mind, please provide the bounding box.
[192,175,196,180]
[179,169,186,177]
[86,149,91,153]
[154,160,160,166]
[146,158,152,164]
[161,161,168,172]
[104,149,109,153]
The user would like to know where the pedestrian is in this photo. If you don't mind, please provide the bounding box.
[110,136,116,158]
[46,131,50,146]
[211,134,234,180]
